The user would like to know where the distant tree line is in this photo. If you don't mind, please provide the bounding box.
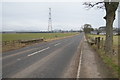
[83,24,119,35]
[2,30,80,34]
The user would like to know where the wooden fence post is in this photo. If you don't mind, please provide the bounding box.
[95,37,97,45]
[97,37,100,49]
[101,38,104,49]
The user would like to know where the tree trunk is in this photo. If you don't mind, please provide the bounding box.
[104,2,119,54]
[105,12,114,54]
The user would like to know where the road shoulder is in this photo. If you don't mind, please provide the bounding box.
[79,37,113,78]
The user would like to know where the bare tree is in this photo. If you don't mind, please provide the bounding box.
[83,0,119,54]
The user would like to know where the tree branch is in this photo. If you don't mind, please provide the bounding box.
[83,2,104,8]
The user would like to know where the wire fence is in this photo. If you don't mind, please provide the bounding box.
[87,36,118,55]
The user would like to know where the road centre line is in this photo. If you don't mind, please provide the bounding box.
[27,47,50,57]
[54,43,61,46]
[17,58,21,61]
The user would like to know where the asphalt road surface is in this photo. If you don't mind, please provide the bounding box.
[2,33,84,78]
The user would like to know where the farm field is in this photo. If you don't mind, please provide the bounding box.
[2,32,79,52]
[2,32,79,41]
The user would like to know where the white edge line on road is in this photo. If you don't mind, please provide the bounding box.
[17,58,21,61]
[77,35,84,78]
[27,47,50,57]
[54,43,61,46]
[77,49,83,78]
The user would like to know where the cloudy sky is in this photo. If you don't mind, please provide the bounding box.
[2,1,118,31]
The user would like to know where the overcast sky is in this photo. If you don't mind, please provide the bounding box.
[2,2,118,31]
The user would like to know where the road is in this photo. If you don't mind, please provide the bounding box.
[2,33,84,78]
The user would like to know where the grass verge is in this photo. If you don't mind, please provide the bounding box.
[86,34,120,78]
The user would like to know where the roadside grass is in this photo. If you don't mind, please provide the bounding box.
[2,32,79,52]
[93,45,120,77]
[86,34,120,77]
[2,32,79,41]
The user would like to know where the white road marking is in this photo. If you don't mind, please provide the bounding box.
[77,50,83,78]
[54,43,61,46]
[27,47,50,57]
[76,35,85,78]
[17,58,21,61]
